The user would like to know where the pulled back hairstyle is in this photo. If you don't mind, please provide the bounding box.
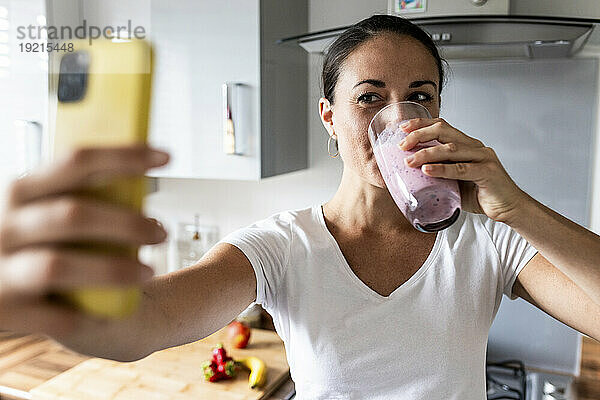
[322,14,448,104]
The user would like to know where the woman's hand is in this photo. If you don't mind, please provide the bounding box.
[0,145,169,340]
[398,118,526,223]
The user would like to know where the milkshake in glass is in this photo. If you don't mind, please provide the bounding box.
[368,102,461,232]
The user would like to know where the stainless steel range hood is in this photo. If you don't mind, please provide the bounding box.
[279,16,600,59]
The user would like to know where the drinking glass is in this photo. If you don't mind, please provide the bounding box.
[368,101,461,232]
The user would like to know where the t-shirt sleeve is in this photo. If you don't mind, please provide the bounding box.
[216,214,292,311]
[479,215,539,300]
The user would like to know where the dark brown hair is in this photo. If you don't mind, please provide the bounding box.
[322,14,448,104]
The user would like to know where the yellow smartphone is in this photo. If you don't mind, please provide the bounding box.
[51,38,153,319]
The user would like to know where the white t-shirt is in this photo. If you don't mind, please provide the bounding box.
[217,205,538,399]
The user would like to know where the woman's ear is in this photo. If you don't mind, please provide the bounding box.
[319,97,335,138]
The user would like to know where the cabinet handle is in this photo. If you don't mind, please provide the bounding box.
[14,120,43,177]
[222,82,243,155]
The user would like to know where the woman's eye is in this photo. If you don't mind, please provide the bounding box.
[409,92,433,102]
[357,93,381,104]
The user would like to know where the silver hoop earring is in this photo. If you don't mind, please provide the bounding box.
[327,135,339,158]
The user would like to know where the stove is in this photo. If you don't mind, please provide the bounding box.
[283,359,575,399]
[486,360,574,400]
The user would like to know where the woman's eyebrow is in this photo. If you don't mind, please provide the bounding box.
[409,80,437,89]
[353,79,385,89]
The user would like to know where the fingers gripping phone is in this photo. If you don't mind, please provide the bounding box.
[51,39,153,319]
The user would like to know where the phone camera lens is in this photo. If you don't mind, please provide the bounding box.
[57,51,89,103]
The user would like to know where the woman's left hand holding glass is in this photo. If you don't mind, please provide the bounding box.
[399,118,526,223]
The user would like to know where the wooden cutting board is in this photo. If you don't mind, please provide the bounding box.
[30,328,290,400]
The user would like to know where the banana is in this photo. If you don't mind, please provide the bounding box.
[236,356,267,389]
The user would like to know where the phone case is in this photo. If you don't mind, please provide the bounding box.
[52,38,153,319]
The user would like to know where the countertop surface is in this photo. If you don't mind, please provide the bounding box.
[0,331,295,400]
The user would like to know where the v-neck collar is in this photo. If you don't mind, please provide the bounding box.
[312,204,444,302]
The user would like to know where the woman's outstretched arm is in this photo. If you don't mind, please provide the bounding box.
[60,241,257,361]
[0,145,257,361]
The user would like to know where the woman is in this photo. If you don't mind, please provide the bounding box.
[0,14,598,399]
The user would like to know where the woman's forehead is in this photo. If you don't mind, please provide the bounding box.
[337,34,439,90]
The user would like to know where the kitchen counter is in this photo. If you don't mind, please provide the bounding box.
[0,331,294,400]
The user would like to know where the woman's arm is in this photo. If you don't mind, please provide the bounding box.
[505,191,600,306]
[141,242,257,356]
[505,192,600,340]
[58,242,257,361]
[0,145,257,362]
[399,117,600,340]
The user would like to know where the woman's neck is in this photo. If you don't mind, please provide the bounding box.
[322,167,415,235]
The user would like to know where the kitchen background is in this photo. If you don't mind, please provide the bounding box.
[0,0,599,389]
[145,0,600,376]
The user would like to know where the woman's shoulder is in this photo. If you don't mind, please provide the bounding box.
[273,205,315,222]
[252,205,314,225]
[458,210,513,235]
[217,205,321,258]
[446,210,518,248]
[234,205,317,237]
[443,210,489,242]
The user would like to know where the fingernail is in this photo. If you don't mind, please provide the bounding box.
[148,150,169,165]
[154,227,167,241]
[148,217,165,230]
[147,219,167,240]
[398,139,406,148]
[405,155,414,164]
[401,122,410,129]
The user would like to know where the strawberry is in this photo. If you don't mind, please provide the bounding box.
[203,344,238,382]
[212,343,228,364]
[202,343,236,382]
[201,360,220,382]
[216,360,237,378]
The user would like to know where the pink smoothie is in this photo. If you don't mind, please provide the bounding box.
[372,122,461,231]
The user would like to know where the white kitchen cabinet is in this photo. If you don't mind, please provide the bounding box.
[80,0,308,180]
[0,0,48,186]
